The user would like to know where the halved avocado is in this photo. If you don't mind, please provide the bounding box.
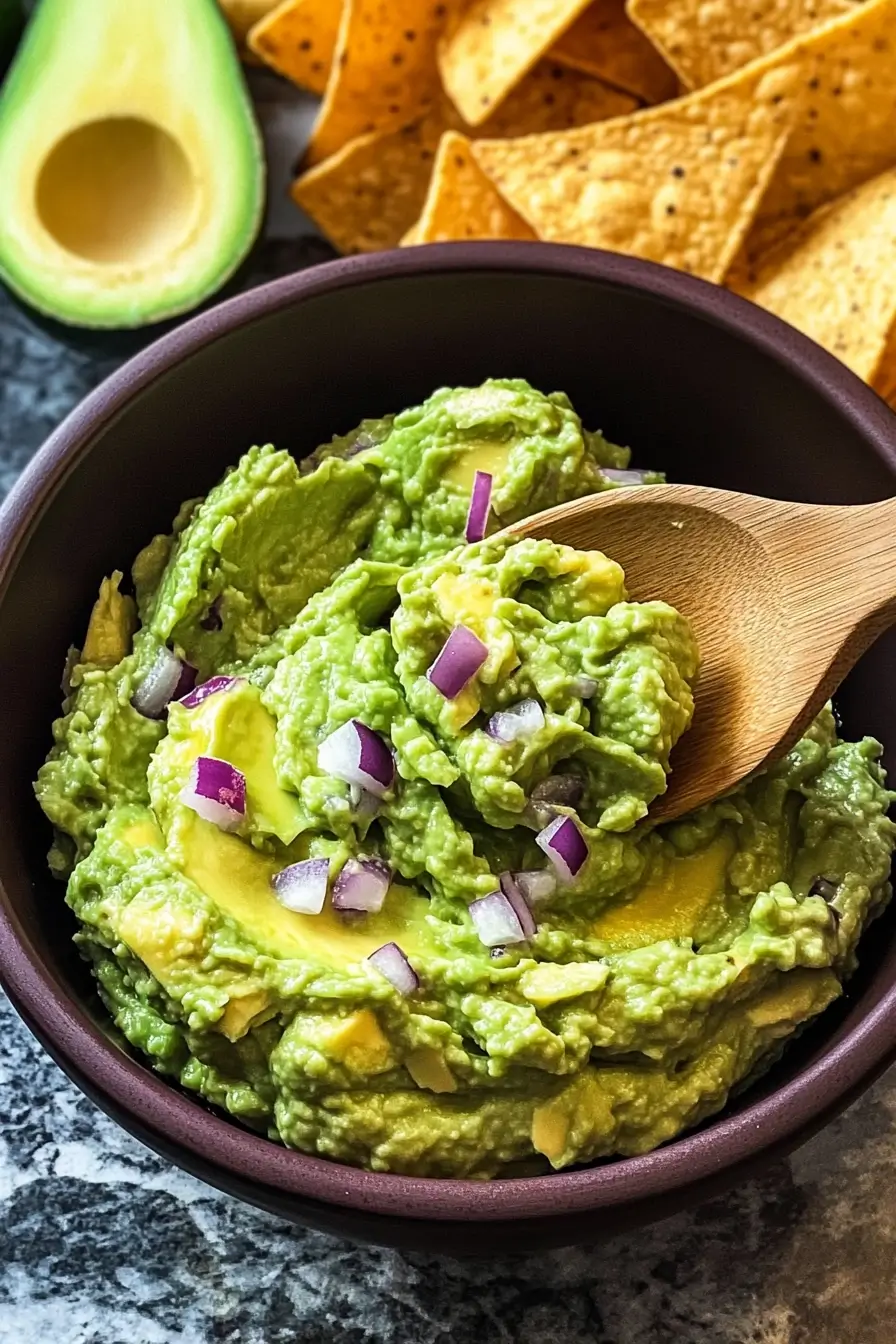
[0,0,265,327]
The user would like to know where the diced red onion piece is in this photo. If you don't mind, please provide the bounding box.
[179,675,243,710]
[498,872,537,938]
[464,470,493,543]
[366,942,419,995]
[427,625,488,700]
[536,815,588,883]
[486,698,545,742]
[180,756,246,832]
[603,468,652,486]
[332,857,392,913]
[271,858,329,914]
[469,890,527,947]
[514,870,557,906]
[571,675,597,699]
[131,647,187,719]
[318,720,394,798]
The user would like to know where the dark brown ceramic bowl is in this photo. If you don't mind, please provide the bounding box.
[2,244,896,1254]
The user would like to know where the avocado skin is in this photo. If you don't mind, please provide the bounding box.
[2,235,337,359]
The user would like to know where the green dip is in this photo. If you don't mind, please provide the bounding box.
[35,379,896,1178]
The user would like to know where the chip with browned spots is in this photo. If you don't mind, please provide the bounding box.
[626,0,850,90]
[438,0,595,126]
[731,167,896,394]
[247,0,342,94]
[471,53,802,281]
[404,131,537,242]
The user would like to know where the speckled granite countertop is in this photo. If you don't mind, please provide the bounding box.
[1,72,895,1344]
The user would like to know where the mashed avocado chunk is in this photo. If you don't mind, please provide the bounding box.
[35,379,895,1179]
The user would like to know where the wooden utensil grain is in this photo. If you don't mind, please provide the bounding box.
[509,484,896,821]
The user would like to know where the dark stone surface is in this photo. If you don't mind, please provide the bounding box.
[1,64,894,1344]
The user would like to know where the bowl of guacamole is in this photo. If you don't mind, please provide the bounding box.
[4,246,896,1251]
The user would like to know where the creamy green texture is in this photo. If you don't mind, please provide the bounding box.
[35,379,896,1178]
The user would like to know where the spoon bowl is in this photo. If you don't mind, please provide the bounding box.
[511,484,896,819]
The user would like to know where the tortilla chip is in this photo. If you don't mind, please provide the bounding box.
[438,0,594,126]
[731,168,896,389]
[218,0,282,49]
[293,120,441,251]
[303,0,450,166]
[481,59,635,134]
[471,55,802,282]
[731,0,896,270]
[293,65,632,252]
[248,0,342,94]
[551,0,678,104]
[405,131,537,242]
[626,0,850,90]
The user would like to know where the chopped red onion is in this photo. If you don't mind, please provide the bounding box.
[132,647,191,720]
[570,675,597,699]
[536,815,588,883]
[366,942,419,995]
[464,470,493,543]
[486,698,545,742]
[332,857,392,913]
[603,468,652,486]
[498,873,537,938]
[318,720,394,798]
[271,858,329,914]
[514,870,557,905]
[179,675,243,710]
[180,756,246,832]
[427,625,488,700]
[469,890,528,947]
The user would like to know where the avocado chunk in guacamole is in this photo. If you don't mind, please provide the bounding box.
[35,379,895,1179]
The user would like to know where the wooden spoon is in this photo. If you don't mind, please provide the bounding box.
[509,484,896,822]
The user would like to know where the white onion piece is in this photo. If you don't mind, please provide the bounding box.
[536,815,588,883]
[271,858,329,914]
[486,698,545,742]
[366,942,419,995]
[469,890,527,947]
[132,647,190,719]
[498,873,537,938]
[180,756,246,832]
[513,870,557,906]
[332,857,392,913]
[427,625,488,700]
[179,675,243,710]
[602,468,653,486]
[318,720,394,798]
[465,470,493,543]
[570,675,597,699]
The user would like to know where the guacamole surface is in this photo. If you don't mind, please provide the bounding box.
[35,379,896,1179]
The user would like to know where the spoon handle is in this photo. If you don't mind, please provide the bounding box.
[759,495,896,695]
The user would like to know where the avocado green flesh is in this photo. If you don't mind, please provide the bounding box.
[35,379,896,1178]
[0,0,264,328]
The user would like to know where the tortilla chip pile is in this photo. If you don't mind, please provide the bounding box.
[235,0,896,408]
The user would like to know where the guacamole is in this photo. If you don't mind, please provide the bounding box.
[35,379,895,1178]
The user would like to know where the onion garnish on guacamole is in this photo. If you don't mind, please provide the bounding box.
[35,379,896,1178]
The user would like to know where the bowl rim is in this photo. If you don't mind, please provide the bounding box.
[2,241,896,1224]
